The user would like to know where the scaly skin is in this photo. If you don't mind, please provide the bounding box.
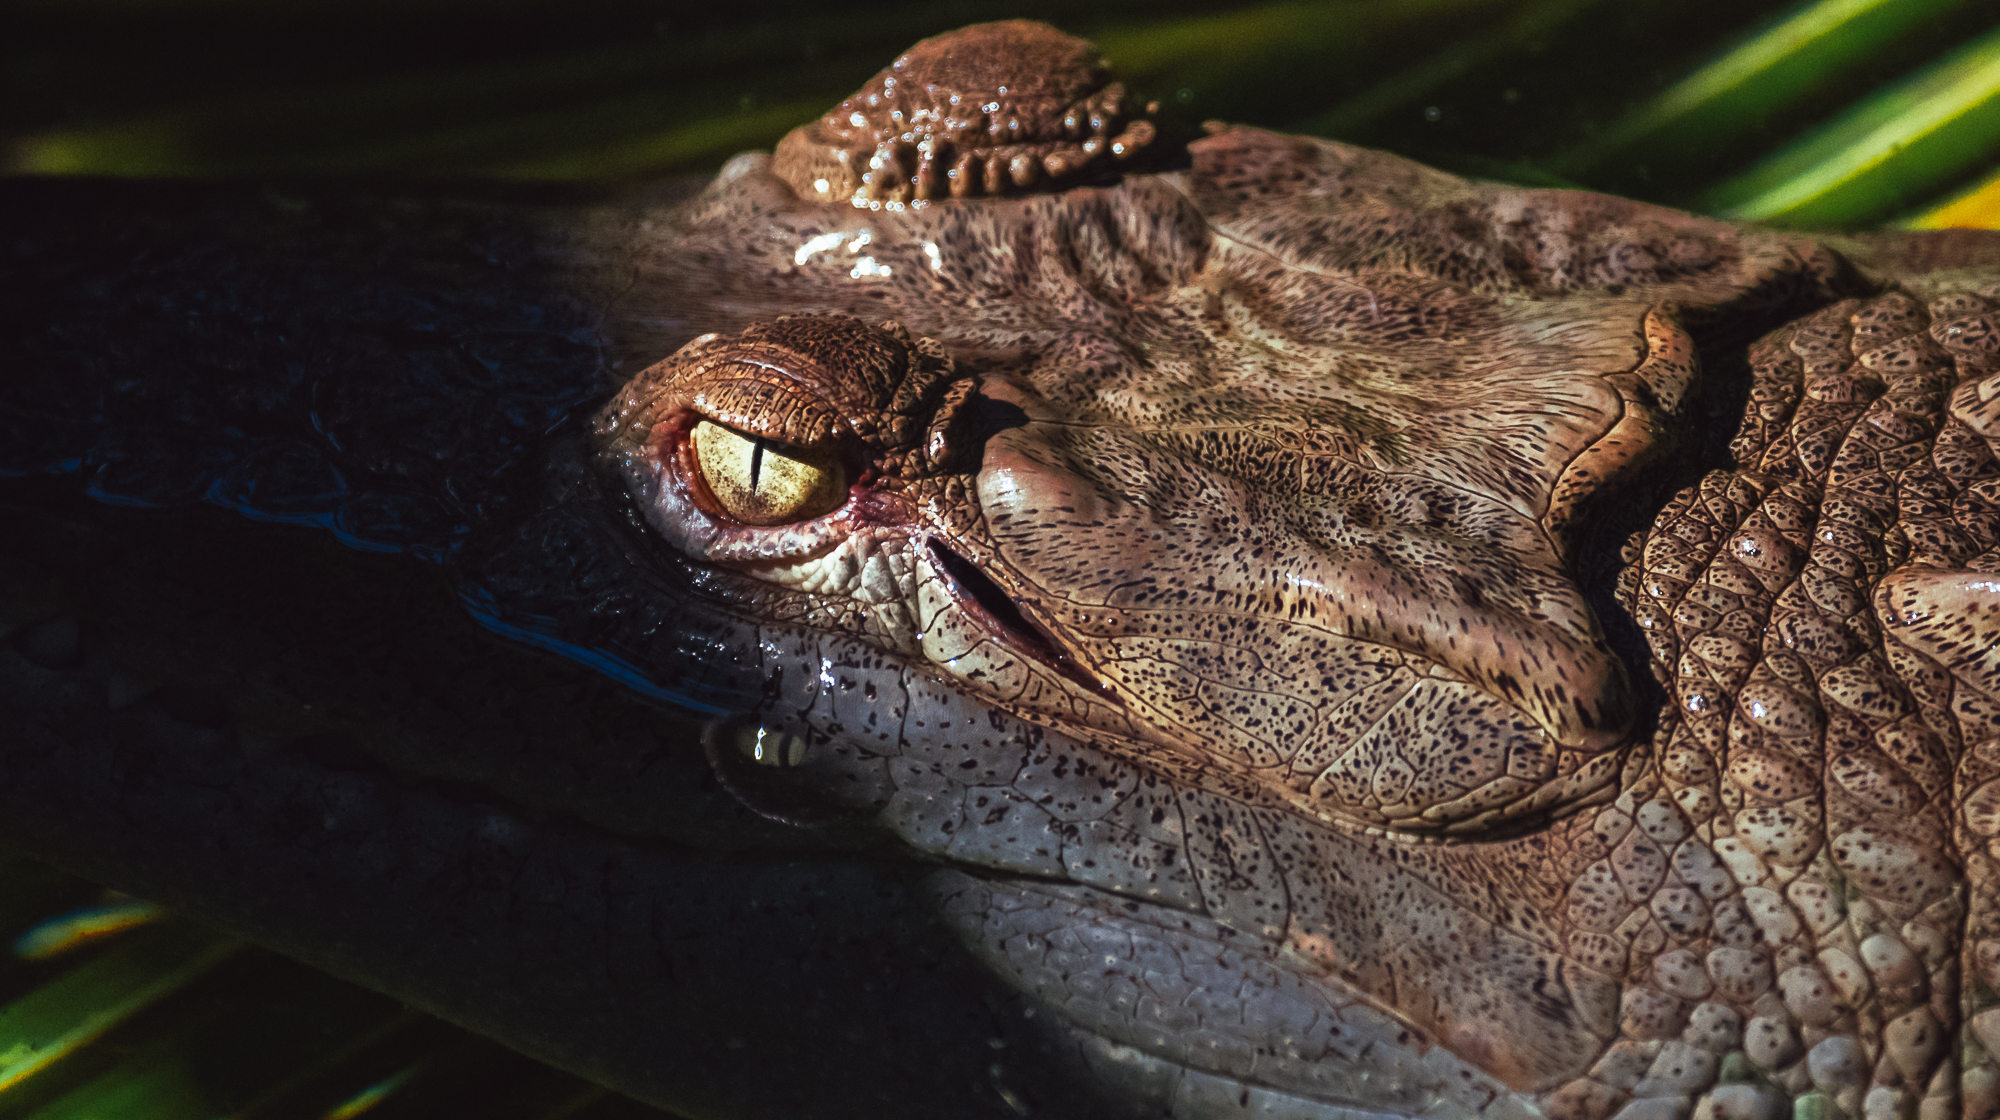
[1581,288,2000,1120]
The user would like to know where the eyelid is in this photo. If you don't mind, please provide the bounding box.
[687,369,849,449]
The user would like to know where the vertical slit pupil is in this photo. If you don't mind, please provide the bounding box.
[749,437,767,490]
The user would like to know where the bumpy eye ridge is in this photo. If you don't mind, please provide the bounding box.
[688,419,848,526]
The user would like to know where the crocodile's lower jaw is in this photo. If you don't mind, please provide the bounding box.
[935,871,1538,1120]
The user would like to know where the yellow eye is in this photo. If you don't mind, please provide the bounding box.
[688,420,848,526]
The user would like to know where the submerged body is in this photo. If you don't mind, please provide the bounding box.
[6,19,2000,1120]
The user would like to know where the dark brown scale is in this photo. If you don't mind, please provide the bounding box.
[770,21,1162,206]
[619,316,962,457]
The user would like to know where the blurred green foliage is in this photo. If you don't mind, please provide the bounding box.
[4,0,1998,224]
[0,854,669,1120]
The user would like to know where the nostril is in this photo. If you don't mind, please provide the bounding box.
[925,538,1118,701]
[927,539,1044,648]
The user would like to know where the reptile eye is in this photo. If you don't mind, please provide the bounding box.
[688,419,847,526]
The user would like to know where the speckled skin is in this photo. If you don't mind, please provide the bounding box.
[581,22,2000,1120]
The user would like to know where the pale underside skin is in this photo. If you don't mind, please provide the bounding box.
[583,37,2000,1120]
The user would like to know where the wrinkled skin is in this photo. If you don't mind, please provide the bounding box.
[9,19,2000,1120]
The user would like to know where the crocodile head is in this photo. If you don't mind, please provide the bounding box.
[551,20,2000,1118]
[8,19,2000,1120]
